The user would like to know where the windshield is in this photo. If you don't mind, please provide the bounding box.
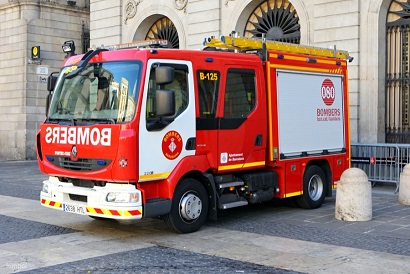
[48,61,141,124]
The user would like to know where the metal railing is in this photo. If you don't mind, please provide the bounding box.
[350,143,410,193]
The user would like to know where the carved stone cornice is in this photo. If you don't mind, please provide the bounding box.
[173,0,187,13]
[225,0,234,7]
[124,0,141,25]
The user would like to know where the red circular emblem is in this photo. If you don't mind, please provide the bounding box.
[162,131,183,160]
[321,79,335,106]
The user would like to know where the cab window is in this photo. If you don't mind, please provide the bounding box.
[224,69,256,118]
[197,70,220,118]
[146,64,189,119]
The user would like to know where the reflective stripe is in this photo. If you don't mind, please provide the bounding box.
[139,172,171,181]
[218,161,265,171]
[86,207,142,217]
[40,198,62,208]
[284,191,303,198]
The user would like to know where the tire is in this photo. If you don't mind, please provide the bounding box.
[296,165,326,209]
[163,178,209,234]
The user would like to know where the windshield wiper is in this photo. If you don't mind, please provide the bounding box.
[95,118,116,124]
[46,118,115,126]
[46,118,76,126]
[76,118,116,125]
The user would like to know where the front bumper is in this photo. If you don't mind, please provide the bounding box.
[40,177,143,220]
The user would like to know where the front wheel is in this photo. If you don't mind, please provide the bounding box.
[296,165,326,209]
[163,178,209,234]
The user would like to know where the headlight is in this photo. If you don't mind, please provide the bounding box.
[106,192,139,203]
[42,183,49,194]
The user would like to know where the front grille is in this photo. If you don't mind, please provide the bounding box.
[69,194,87,202]
[46,156,111,171]
[61,158,93,170]
[71,179,95,188]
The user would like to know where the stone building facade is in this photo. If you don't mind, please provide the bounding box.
[0,0,89,160]
[0,0,408,159]
[89,0,392,147]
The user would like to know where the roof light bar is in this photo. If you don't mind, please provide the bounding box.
[91,39,169,51]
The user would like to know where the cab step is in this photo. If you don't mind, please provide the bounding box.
[216,181,244,189]
[219,200,248,210]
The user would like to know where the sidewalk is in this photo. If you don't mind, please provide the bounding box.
[0,160,409,273]
[208,181,410,259]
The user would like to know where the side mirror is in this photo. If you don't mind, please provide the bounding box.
[45,92,52,117]
[47,72,58,92]
[46,72,58,116]
[155,66,174,85]
[156,89,175,116]
[146,66,176,131]
[146,89,175,131]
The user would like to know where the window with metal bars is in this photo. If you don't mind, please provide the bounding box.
[244,0,300,44]
[386,0,410,143]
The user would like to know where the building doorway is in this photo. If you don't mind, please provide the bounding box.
[145,17,179,48]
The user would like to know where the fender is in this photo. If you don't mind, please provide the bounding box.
[165,154,212,199]
[137,154,211,202]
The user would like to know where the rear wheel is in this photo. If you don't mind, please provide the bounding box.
[164,178,209,234]
[296,165,326,209]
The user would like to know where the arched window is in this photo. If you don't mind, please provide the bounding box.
[244,0,300,44]
[145,17,179,49]
[386,0,410,143]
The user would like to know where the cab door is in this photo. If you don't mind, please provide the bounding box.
[217,66,267,172]
[138,60,196,182]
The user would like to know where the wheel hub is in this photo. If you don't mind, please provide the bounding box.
[180,193,202,221]
[308,174,323,201]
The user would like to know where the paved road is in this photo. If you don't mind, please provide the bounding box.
[0,161,409,273]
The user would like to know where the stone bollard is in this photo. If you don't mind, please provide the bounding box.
[335,168,372,221]
[399,164,410,205]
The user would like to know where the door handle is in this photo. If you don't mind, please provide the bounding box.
[185,137,196,150]
[254,134,263,146]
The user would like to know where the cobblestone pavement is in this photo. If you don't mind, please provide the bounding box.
[0,161,409,273]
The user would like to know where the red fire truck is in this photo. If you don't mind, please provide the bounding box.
[37,35,351,233]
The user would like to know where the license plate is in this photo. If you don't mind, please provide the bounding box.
[63,203,86,215]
